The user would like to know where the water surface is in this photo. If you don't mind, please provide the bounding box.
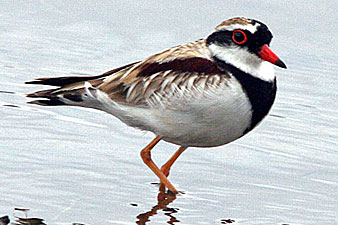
[1,1,337,224]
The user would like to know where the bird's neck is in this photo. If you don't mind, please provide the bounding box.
[213,55,277,132]
[208,44,276,82]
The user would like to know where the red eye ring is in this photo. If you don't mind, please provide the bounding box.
[232,30,248,45]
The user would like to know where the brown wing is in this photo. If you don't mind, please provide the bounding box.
[97,57,229,106]
[97,39,230,106]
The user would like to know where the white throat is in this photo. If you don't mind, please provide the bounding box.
[208,44,275,82]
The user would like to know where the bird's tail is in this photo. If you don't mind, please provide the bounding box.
[25,62,137,106]
[26,75,105,106]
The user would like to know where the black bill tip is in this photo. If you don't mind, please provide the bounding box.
[275,59,287,69]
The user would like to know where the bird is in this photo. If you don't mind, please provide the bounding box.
[26,17,287,194]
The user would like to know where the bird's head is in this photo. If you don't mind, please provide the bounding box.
[206,17,286,81]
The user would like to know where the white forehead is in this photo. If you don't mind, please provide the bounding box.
[217,23,260,34]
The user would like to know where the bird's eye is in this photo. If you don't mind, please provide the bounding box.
[232,30,248,45]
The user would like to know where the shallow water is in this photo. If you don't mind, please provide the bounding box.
[1,1,337,225]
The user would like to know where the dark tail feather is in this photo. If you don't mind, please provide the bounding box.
[28,99,66,106]
[26,88,66,106]
[25,62,138,87]
[26,89,56,98]
[25,75,106,87]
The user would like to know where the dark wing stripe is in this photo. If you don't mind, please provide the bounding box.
[25,62,139,87]
[137,57,223,77]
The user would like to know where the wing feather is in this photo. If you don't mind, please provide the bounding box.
[26,38,231,109]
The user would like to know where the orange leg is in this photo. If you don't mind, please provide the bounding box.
[160,146,187,177]
[140,136,179,194]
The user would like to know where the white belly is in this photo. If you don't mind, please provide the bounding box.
[97,76,252,147]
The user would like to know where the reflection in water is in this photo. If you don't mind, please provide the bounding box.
[136,186,179,224]
[8,208,47,225]
[221,218,235,224]
[0,216,10,225]
[12,217,46,225]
